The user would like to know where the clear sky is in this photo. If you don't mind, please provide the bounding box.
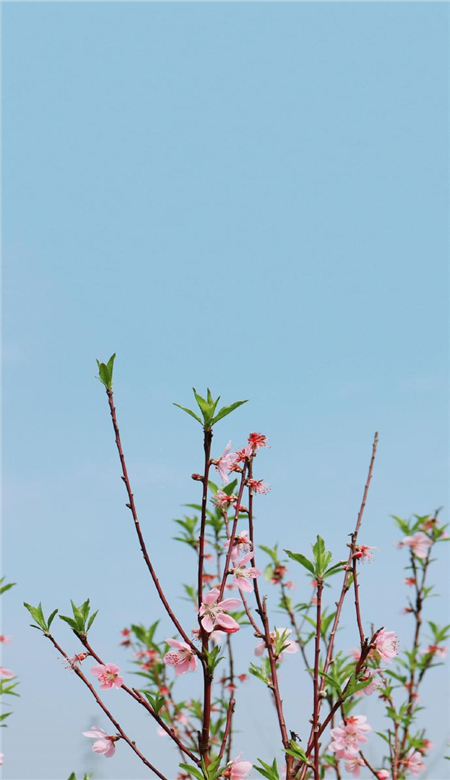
[2,2,449,779]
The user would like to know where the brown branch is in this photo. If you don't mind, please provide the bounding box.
[47,634,167,779]
[280,582,312,674]
[218,698,236,761]
[198,429,213,608]
[247,458,292,777]
[352,553,365,647]
[105,389,196,653]
[75,634,200,764]
[359,750,381,779]
[312,581,324,780]
[296,432,379,780]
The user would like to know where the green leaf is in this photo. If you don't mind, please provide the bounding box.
[87,610,99,632]
[47,609,59,630]
[284,550,315,575]
[179,763,205,780]
[24,602,48,632]
[96,353,116,389]
[205,645,224,674]
[0,581,16,595]
[192,388,213,426]
[211,400,248,426]
[312,536,332,578]
[173,403,203,425]
[285,740,307,763]
[59,615,79,631]
[255,758,280,780]
[141,690,165,714]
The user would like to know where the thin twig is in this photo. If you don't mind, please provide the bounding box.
[105,388,196,653]
[47,634,167,779]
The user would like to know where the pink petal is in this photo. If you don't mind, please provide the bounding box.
[217,614,240,631]
[219,598,242,611]
[90,665,105,677]
[175,658,191,675]
[83,727,107,739]
[104,741,116,758]
[114,676,124,688]
[105,663,120,674]
[238,552,254,566]
[165,638,184,650]
[236,577,253,593]
[201,615,216,633]
[203,589,220,606]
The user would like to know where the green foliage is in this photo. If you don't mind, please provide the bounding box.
[140,690,165,714]
[24,602,58,634]
[205,645,224,675]
[285,536,336,581]
[174,388,247,429]
[273,628,292,658]
[67,774,93,780]
[96,353,116,390]
[173,515,199,549]
[179,756,226,780]
[249,658,272,686]
[0,577,16,596]
[59,599,98,638]
[284,740,308,763]
[255,758,280,780]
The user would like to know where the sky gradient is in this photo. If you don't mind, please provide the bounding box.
[2,2,449,779]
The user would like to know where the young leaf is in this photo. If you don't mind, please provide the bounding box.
[179,763,205,780]
[173,403,203,425]
[96,353,116,389]
[284,550,315,575]
[211,400,248,426]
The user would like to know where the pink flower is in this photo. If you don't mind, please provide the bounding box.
[0,667,15,679]
[404,578,416,587]
[213,491,236,509]
[246,478,270,495]
[350,647,361,663]
[164,638,197,675]
[358,667,382,696]
[65,652,89,669]
[353,545,378,562]
[248,432,268,450]
[373,629,399,663]
[399,532,432,559]
[0,636,11,645]
[224,530,252,561]
[231,552,262,592]
[90,663,124,690]
[330,715,371,760]
[215,442,239,484]
[227,756,253,780]
[235,444,253,462]
[199,588,241,634]
[0,754,3,765]
[345,756,365,777]
[403,748,425,776]
[376,771,389,780]
[255,627,298,661]
[83,726,117,758]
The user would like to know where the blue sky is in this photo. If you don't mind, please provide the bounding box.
[2,2,449,779]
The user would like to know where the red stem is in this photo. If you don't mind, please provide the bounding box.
[78,635,200,764]
[312,581,324,780]
[47,634,167,779]
[105,389,196,653]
